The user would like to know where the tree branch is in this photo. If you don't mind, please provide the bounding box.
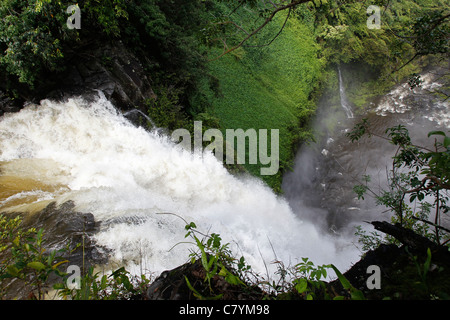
[209,0,310,61]
[370,221,439,251]
[243,7,292,48]
[411,217,450,234]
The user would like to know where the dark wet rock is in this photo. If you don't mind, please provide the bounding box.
[0,90,23,117]
[20,201,107,268]
[48,40,156,113]
[1,40,156,116]
[147,258,265,300]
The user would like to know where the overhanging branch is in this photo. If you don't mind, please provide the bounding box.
[209,0,311,61]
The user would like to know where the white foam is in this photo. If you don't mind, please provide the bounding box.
[374,72,449,129]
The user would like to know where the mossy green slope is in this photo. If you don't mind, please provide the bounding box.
[194,13,325,191]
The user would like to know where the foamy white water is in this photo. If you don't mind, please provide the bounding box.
[375,71,450,129]
[0,95,359,278]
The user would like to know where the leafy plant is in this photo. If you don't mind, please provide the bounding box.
[402,246,434,296]
[0,214,69,299]
[330,264,365,300]
[272,257,364,300]
[56,266,150,300]
[292,258,331,300]
[348,120,450,246]
[0,214,152,300]
[183,221,248,299]
[354,225,386,252]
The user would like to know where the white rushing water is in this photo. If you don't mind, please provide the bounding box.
[0,95,359,278]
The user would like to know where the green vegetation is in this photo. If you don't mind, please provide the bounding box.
[0,0,129,87]
[0,213,151,300]
[193,10,322,190]
[0,214,69,299]
[346,122,450,298]
[311,0,449,109]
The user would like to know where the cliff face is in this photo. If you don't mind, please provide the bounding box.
[0,40,156,116]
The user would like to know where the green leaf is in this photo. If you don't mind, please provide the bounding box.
[444,136,450,148]
[294,278,308,294]
[52,259,69,270]
[226,272,245,286]
[207,254,216,271]
[423,248,432,280]
[330,264,366,300]
[185,276,203,299]
[12,237,20,247]
[201,251,209,272]
[53,283,65,290]
[27,261,46,271]
[6,265,20,277]
[100,274,108,290]
[193,236,209,272]
[185,222,196,230]
[218,266,227,277]
[428,131,445,137]
[330,264,351,290]
[350,290,366,300]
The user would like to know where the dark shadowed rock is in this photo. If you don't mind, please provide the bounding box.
[50,41,157,112]
[20,200,107,268]
[147,258,265,300]
[1,40,156,116]
[0,90,23,117]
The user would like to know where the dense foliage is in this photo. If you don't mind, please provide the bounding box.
[0,0,212,97]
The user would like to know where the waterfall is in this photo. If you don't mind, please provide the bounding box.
[0,94,358,277]
[338,66,354,119]
[282,67,449,246]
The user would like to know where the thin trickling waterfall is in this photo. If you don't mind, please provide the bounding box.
[338,66,354,119]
